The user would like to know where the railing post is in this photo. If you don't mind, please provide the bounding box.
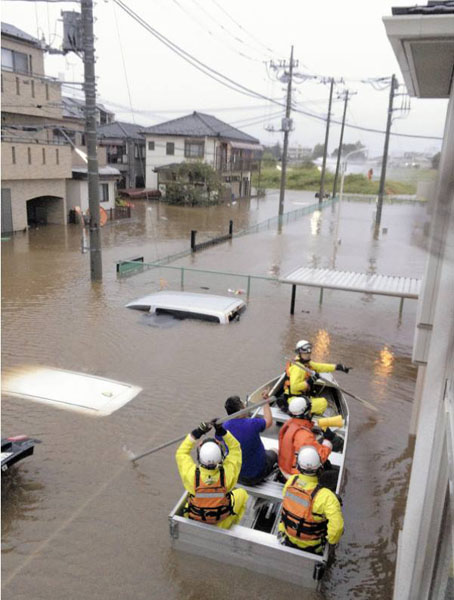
[229,220,233,238]
[319,287,324,305]
[246,275,251,301]
[180,267,185,290]
[290,284,296,315]
[191,230,197,252]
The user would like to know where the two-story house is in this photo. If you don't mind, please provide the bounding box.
[142,111,262,199]
[1,22,119,234]
[97,121,146,189]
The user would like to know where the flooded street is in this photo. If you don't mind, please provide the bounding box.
[2,191,428,600]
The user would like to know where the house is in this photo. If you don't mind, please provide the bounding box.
[142,111,263,199]
[1,22,119,233]
[97,121,146,189]
[383,3,454,599]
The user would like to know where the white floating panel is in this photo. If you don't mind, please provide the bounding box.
[2,366,142,417]
[282,267,421,299]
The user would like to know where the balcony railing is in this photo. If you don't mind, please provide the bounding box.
[216,159,260,173]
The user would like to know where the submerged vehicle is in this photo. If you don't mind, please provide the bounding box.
[1,435,40,473]
[169,373,348,589]
[126,291,246,324]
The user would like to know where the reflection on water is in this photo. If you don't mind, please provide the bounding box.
[374,346,395,379]
[310,210,322,236]
[313,329,331,362]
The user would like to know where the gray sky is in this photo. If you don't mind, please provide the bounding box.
[2,0,447,156]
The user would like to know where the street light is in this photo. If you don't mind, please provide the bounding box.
[331,148,369,268]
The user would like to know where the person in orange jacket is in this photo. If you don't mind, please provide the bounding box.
[278,396,334,480]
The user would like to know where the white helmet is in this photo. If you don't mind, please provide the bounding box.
[296,445,322,474]
[288,396,311,417]
[198,439,223,469]
[295,339,312,353]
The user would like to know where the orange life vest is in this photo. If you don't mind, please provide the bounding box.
[281,476,327,542]
[278,418,315,474]
[186,466,234,524]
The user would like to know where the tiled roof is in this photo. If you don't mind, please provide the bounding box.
[392,1,454,15]
[98,121,146,140]
[62,96,115,120]
[141,111,260,144]
[1,22,41,46]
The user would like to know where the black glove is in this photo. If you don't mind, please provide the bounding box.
[324,427,335,442]
[191,421,212,440]
[210,418,227,437]
[336,364,351,373]
[332,434,344,452]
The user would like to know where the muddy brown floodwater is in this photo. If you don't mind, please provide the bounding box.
[2,191,428,600]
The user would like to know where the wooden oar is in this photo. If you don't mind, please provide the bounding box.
[287,358,378,413]
[130,391,280,464]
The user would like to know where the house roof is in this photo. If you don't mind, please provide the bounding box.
[97,121,146,141]
[1,22,41,47]
[392,1,454,15]
[141,111,260,144]
[62,96,115,120]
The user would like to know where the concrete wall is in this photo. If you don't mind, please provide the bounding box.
[1,178,67,230]
[2,141,72,180]
[65,179,116,213]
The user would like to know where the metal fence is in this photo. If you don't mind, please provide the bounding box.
[116,197,336,276]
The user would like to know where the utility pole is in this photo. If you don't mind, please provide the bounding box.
[332,90,349,198]
[278,45,294,219]
[81,0,102,281]
[375,74,398,237]
[319,77,334,204]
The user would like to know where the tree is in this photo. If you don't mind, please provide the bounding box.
[331,140,367,160]
[311,143,325,160]
[164,162,224,205]
[431,152,441,169]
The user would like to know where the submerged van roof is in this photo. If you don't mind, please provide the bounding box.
[125,291,246,324]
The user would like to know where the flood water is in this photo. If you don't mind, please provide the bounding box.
[2,191,429,600]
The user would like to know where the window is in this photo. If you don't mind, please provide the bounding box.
[134,144,143,159]
[12,146,16,164]
[56,148,59,165]
[42,148,46,164]
[148,141,155,151]
[99,183,109,203]
[27,147,32,164]
[16,77,20,95]
[166,142,175,156]
[31,80,35,98]
[1,47,30,73]
[184,140,204,159]
[45,84,49,100]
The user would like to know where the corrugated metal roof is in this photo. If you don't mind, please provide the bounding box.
[62,96,114,120]
[282,267,421,298]
[141,111,260,144]
[97,121,146,140]
[1,22,41,46]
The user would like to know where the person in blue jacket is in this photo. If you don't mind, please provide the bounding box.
[216,395,277,486]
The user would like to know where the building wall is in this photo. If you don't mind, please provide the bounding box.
[1,178,67,229]
[66,179,116,213]
[393,85,454,600]
[1,141,72,180]
[145,134,222,188]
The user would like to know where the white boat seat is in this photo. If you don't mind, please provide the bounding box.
[238,478,284,502]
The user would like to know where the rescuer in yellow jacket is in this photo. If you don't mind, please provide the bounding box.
[176,420,248,529]
[278,445,344,554]
[284,339,351,398]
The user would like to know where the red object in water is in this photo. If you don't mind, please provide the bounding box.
[367,168,373,181]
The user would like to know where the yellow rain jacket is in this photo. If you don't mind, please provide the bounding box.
[278,472,344,552]
[285,358,336,396]
[176,430,248,529]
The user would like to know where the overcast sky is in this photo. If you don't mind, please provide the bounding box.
[2,0,448,156]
